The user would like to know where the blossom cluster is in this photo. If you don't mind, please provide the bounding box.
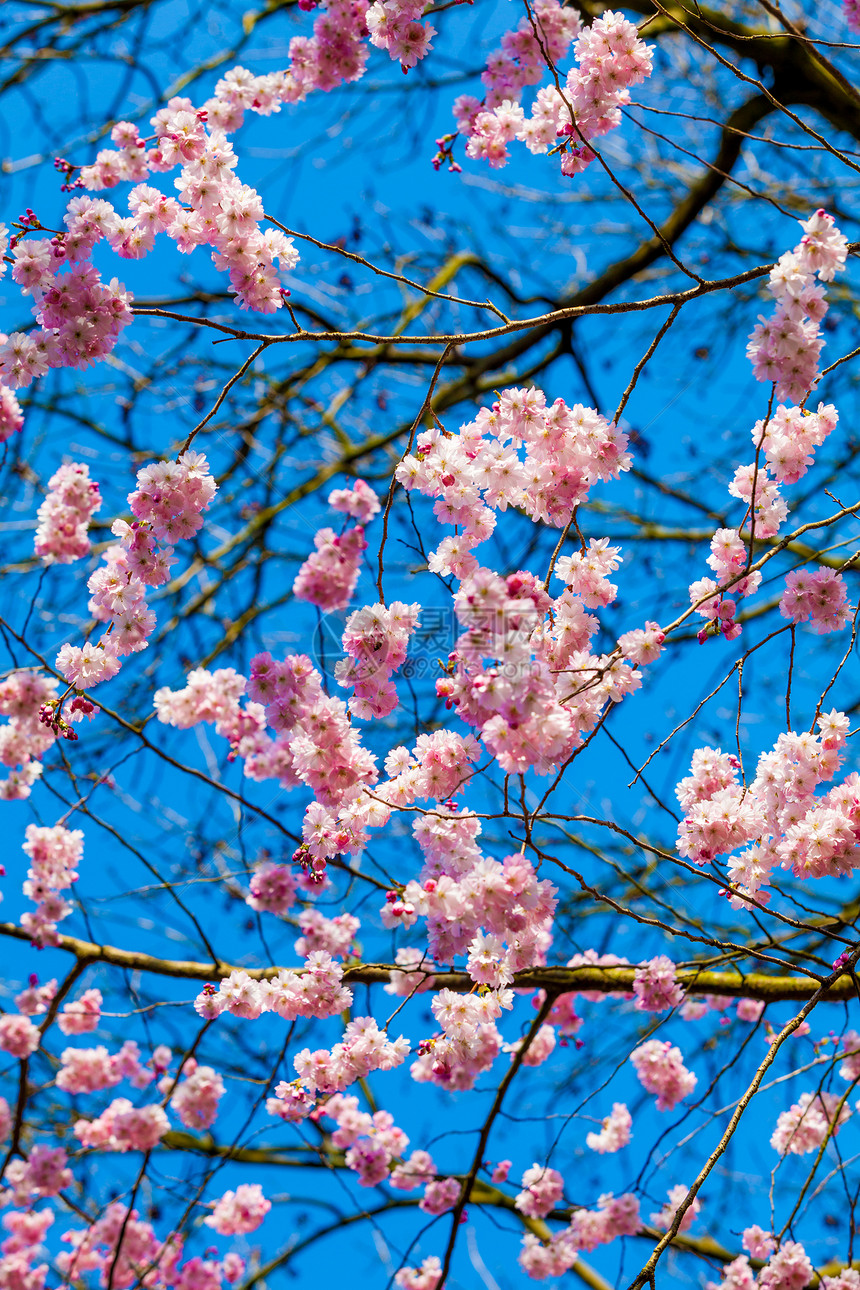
[155,652,381,871]
[650,1183,700,1234]
[56,451,217,693]
[397,386,630,565]
[34,462,101,564]
[0,83,303,430]
[79,117,297,312]
[317,1094,422,1189]
[336,600,421,718]
[630,1039,697,1111]
[518,1191,641,1278]
[293,525,368,613]
[633,955,684,1012]
[676,709,859,904]
[1,202,133,392]
[21,823,83,948]
[586,1102,632,1153]
[690,214,847,644]
[56,1039,153,1094]
[292,1015,410,1095]
[204,1185,270,1236]
[456,9,653,177]
[410,986,514,1092]
[54,1199,247,1290]
[293,479,379,613]
[0,671,59,800]
[193,954,353,1023]
[709,1242,814,1290]
[770,1091,851,1155]
[747,209,848,402]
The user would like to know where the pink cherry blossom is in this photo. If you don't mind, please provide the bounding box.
[204,1185,271,1236]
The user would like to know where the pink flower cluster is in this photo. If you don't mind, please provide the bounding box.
[708,1255,757,1290]
[505,1021,556,1067]
[168,1060,225,1130]
[434,565,640,775]
[586,1102,632,1153]
[215,7,368,111]
[157,653,380,864]
[384,390,656,779]
[453,0,580,165]
[410,986,513,1092]
[0,671,59,800]
[246,858,298,915]
[823,1271,860,1290]
[21,822,83,948]
[420,1177,461,1214]
[748,210,847,402]
[779,567,852,634]
[293,1015,410,1095]
[0,378,23,445]
[367,0,436,70]
[397,386,630,564]
[336,601,421,718]
[34,462,101,564]
[204,1184,270,1235]
[395,1258,443,1290]
[58,1200,242,1290]
[846,0,860,31]
[0,89,307,430]
[293,525,368,613]
[0,1014,40,1060]
[194,953,353,1022]
[59,1204,168,1289]
[56,451,217,693]
[294,908,359,958]
[693,478,853,645]
[518,1192,640,1278]
[650,1183,700,1234]
[56,988,104,1033]
[458,9,653,177]
[292,470,384,615]
[743,1225,776,1260]
[55,1039,152,1094]
[677,710,859,901]
[378,731,481,807]
[379,831,557,996]
[690,526,763,642]
[515,1165,564,1219]
[759,1242,814,1290]
[266,1079,316,1125]
[839,1030,860,1080]
[770,1091,851,1155]
[3,1146,72,1206]
[320,1094,414,1188]
[630,1040,697,1111]
[1,201,133,392]
[127,449,217,546]
[633,955,684,1012]
[328,477,380,524]
[15,977,57,1018]
[691,217,845,645]
[0,1206,53,1290]
[81,115,297,312]
[74,1098,169,1152]
[756,402,839,485]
